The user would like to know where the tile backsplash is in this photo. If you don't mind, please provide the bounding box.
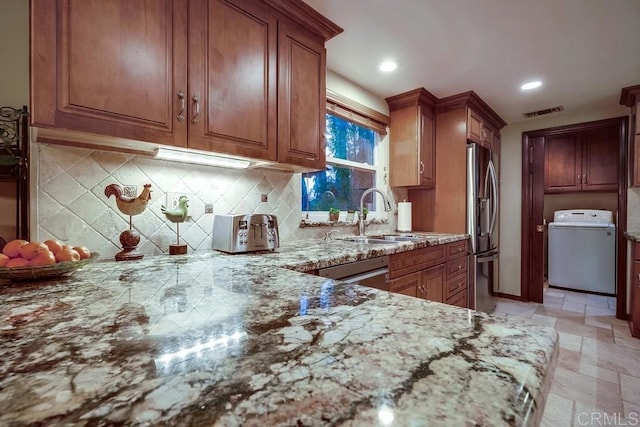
[35,144,398,259]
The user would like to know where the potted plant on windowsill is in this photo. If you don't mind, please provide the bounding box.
[359,208,368,221]
[329,208,340,222]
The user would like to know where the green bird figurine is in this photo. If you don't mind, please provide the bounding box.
[161,196,189,223]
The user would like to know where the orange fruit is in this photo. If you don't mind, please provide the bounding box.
[55,247,80,263]
[0,254,9,267]
[2,239,28,258]
[73,246,91,260]
[19,241,50,260]
[6,257,30,268]
[30,250,56,266]
[44,239,63,255]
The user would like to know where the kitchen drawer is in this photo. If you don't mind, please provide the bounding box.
[447,240,468,259]
[390,271,420,297]
[446,256,467,280]
[389,244,446,279]
[445,274,467,300]
[446,288,467,308]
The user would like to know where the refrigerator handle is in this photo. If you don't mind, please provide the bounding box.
[477,249,500,262]
[488,159,499,238]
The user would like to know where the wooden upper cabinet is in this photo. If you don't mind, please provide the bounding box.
[31,0,188,147]
[30,0,342,169]
[386,88,438,188]
[467,108,483,145]
[544,133,582,192]
[544,123,619,193]
[188,0,277,160]
[620,84,640,187]
[277,18,326,170]
[582,126,619,191]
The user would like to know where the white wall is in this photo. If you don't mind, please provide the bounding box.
[499,105,630,296]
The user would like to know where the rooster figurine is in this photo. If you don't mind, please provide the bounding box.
[104,183,152,216]
[104,183,152,262]
[161,195,189,223]
[161,195,189,255]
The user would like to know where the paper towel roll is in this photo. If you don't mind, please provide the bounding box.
[397,202,412,232]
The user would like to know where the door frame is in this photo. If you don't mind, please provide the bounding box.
[521,116,628,318]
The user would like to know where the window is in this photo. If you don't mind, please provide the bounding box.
[301,93,389,220]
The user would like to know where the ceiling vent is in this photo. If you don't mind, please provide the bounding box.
[522,106,564,118]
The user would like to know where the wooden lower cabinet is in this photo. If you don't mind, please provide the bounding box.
[390,271,420,297]
[631,243,640,338]
[418,265,445,302]
[388,240,468,308]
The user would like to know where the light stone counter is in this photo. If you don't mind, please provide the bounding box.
[0,233,558,426]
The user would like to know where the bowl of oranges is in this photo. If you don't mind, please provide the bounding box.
[0,239,98,281]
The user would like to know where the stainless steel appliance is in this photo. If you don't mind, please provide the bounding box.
[467,143,499,312]
[212,214,279,253]
[317,256,389,290]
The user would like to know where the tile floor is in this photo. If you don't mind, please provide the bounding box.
[493,287,640,427]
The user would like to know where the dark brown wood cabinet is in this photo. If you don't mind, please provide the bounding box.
[620,84,640,187]
[631,242,640,338]
[544,125,619,193]
[388,240,469,307]
[408,91,506,233]
[386,88,438,188]
[30,0,340,170]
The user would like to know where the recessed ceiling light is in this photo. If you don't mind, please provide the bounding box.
[379,60,398,73]
[521,81,542,91]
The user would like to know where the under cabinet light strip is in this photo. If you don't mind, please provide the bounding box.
[154,147,251,169]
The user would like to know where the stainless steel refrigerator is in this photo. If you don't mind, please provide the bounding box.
[466,143,499,312]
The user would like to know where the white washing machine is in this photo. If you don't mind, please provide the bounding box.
[548,209,616,295]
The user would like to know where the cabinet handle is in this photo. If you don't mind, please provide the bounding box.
[419,161,425,175]
[176,91,185,122]
[191,95,200,124]
[583,174,587,184]
[577,174,581,183]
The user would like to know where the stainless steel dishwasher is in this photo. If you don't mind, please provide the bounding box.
[317,256,389,291]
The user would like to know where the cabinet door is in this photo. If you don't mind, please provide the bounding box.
[632,251,640,338]
[582,126,619,191]
[418,265,444,303]
[390,272,419,297]
[418,106,436,187]
[634,134,640,187]
[31,0,187,147]
[188,0,277,160]
[277,19,326,170]
[544,133,582,193]
[467,108,483,144]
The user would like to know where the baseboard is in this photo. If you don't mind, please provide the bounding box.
[493,292,527,302]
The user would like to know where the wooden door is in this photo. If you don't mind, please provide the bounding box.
[31,0,187,147]
[544,133,581,192]
[390,272,419,297]
[418,106,435,187]
[419,265,444,303]
[467,108,483,144]
[187,0,277,160]
[277,18,326,170]
[581,126,619,191]
[633,255,640,337]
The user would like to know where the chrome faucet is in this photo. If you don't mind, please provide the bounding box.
[358,188,392,236]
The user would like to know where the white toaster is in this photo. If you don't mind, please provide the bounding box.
[212,214,279,253]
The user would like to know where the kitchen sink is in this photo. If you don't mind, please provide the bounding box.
[367,234,425,242]
[340,237,399,245]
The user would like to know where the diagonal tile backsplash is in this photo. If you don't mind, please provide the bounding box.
[35,144,308,259]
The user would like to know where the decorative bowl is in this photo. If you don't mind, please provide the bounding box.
[0,253,99,281]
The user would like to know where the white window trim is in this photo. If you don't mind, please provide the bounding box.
[303,129,389,222]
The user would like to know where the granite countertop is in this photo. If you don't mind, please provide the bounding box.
[0,233,558,426]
